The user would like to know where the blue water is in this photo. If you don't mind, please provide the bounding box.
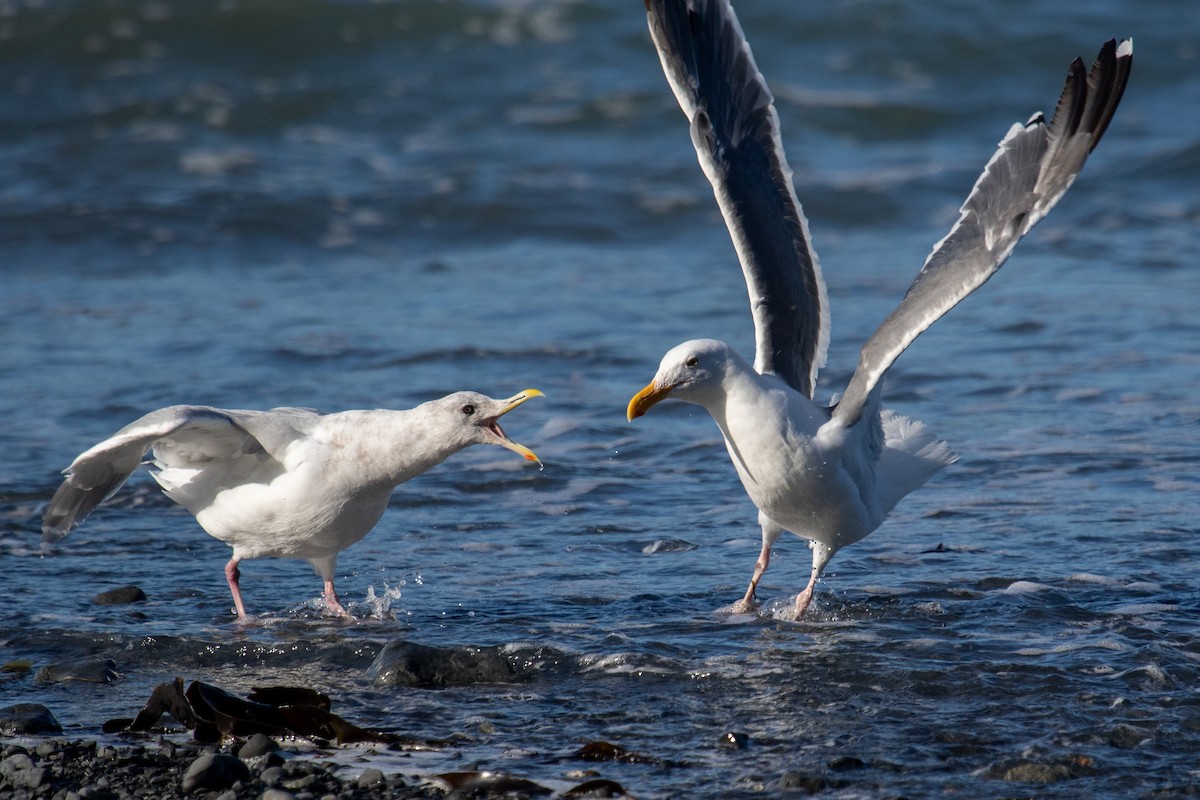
[2,0,1198,797]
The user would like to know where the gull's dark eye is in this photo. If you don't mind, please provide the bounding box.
[461,404,476,416]
[685,356,699,368]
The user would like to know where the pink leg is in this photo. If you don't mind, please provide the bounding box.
[730,538,772,613]
[323,579,350,618]
[792,575,818,618]
[730,514,783,614]
[792,541,835,620]
[224,557,247,619]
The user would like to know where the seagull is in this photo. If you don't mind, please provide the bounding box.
[43,390,544,619]
[628,0,1131,618]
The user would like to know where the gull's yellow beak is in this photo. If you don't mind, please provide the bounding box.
[495,389,544,463]
[627,381,674,422]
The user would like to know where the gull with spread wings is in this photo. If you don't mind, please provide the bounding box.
[628,0,1132,618]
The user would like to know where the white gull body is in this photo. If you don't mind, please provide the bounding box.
[628,0,1132,618]
[44,390,542,619]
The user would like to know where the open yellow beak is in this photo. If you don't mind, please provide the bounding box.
[627,381,674,422]
[496,389,544,463]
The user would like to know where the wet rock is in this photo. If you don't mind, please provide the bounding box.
[92,585,147,605]
[563,778,630,797]
[574,740,666,766]
[0,703,62,735]
[434,770,551,796]
[181,752,250,794]
[34,656,121,684]
[778,771,841,793]
[367,641,520,688]
[990,753,1098,783]
[1000,761,1075,782]
[1107,723,1152,749]
[237,732,280,760]
[828,755,866,771]
[358,767,385,787]
[718,731,749,750]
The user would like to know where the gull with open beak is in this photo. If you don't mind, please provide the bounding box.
[43,389,544,618]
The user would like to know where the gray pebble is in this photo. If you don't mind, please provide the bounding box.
[357,767,385,787]
[10,765,50,789]
[260,765,285,785]
[260,789,297,800]
[238,732,280,761]
[1,752,35,777]
[181,752,250,794]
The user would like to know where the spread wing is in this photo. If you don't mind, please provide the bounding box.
[42,405,272,542]
[646,0,828,398]
[834,38,1133,427]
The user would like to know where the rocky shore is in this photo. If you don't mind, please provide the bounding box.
[1,735,445,800]
[0,734,634,799]
[1,667,636,800]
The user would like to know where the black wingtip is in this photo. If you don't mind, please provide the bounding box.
[1046,37,1132,155]
[1086,38,1133,151]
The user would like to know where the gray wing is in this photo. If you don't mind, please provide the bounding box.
[42,405,270,542]
[646,0,828,398]
[834,38,1133,427]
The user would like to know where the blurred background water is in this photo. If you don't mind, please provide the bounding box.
[1,0,1197,796]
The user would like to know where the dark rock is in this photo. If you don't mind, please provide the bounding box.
[563,778,629,797]
[718,731,749,750]
[73,787,119,800]
[435,770,551,795]
[779,771,829,793]
[828,755,866,771]
[258,751,286,770]
[367,640,520,688]
[35,656,121,684]
[237,732,280,760]
[181,753,250,794]
[574,740,664,766]
[0,703,63,735]
[1107,723,1152,749]
[92,585,147,605]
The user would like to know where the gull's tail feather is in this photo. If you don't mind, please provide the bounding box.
[876,410,958,514]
